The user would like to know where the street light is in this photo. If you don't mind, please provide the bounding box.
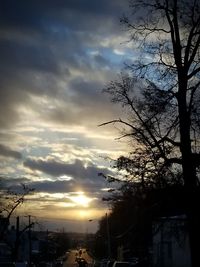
[24,215,32,266]
[106,213,111,259]
[85,219,93,246]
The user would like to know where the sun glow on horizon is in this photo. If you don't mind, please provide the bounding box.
[69,192,93,207]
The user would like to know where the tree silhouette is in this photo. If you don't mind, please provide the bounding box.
[0,183,34,241]
[101,1,200,266]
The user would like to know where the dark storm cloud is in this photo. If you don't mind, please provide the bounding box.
[0,173,109,196]
[0,0,125,32]
[0,144,22,159]
[0,39,60,74]
[31,180,73,194]
[0,176,31,190]
[24,158,110,180]
[22,157,111,194]
[0,0,127,129]
[28,178,105,195]
[0,0,125,75]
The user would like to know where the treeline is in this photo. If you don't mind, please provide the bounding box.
[95,1,200,266]
[93,181,189,262]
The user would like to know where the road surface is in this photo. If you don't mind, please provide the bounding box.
[63,249,94,267]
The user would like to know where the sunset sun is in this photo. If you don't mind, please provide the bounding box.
[70,193,92,207]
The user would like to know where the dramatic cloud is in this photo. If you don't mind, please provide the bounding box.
[0,0,129,129]
[0,0,130,231]
[23,158,110,181]
[0,144,22,159]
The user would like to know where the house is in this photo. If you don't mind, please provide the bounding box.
[152,215,191,267]
[0,216,12,263]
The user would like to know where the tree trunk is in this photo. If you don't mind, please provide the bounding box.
[186,189,200,267]
[178,79,200,267]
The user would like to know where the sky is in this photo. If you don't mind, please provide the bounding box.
[0,0,133,233]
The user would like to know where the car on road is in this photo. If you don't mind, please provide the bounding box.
[112,261,136,267]
[37,262,52,267]
[100,259,115,267]
[75,256,82,262]
[54,260,63,267]
[15,261,28,267]
[75,257,88,267]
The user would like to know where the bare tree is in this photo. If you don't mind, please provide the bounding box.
[101,1,200,266]
[0,183,34,240]
[102,74,182,187]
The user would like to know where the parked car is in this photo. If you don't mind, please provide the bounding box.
[37,262,52,267]
[127,257,139,266]
[15,261,28,267]
[0,262,15,267]
[112,261,132,267]
[100,258,109,267]
[106,259,115,267]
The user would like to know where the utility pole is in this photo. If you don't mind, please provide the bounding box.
[106,213,111,259]
[14,216,20,261]
[26,215,32,266]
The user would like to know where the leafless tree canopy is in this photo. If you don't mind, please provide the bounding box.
[101,0,200,187]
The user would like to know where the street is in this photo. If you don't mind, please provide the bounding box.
[63,249,94,267]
